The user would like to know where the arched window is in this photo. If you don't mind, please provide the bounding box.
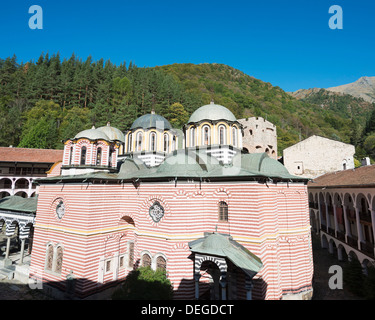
[218,125,226,145]
[202,125,211,146]
[69,146,73,165]
[172,136,176,151]
[142,254,152,268]
[46,244,54,271]
[149,132,157,152]
[80,146,87,165]
[218,201,228,222]
[156,256,166,270]
[127,133,132,153]
[232,127,237,147]
[55,246,63,274]
[96,147,102,166]
[163,134,169,153]
[190,127,195,147]
[128,242,135,268]
[136,132,143,152]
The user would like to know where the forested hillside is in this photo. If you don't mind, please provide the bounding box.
[0,53,371,155]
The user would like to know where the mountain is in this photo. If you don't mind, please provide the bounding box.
[0,55,367,155]
[326,76,375,103]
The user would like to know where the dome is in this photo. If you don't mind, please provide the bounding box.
[188,101,237,123]
[74,128,110,141]
[130,113,172,130]
[97,123,125,142]
[155,149,220,177]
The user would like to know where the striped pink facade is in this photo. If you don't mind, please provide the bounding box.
[29,179,313,299]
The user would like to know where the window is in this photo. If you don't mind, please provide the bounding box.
[46,244,54,271]
[128,242,134,268]
[142,254,151,268]
[218,201,228,221]
[149,132,156,151]
[106,260,111,272]
[156,256,166,270]
[218,125,226,145]
[80,146,87,165]
[136,132,143,152]
[69,146,73,165]
[232,127,237,147]
[202,125,211,146]
[55,246,63,274]
[96,147,102,166]
[172,136,176,151]
[127,133,132,153]
[119,256,124,268]
[163,134,169,153]
[190,127,196,147]
[45,244,63,275]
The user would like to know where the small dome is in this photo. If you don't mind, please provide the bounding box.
[188,101,236,123]
[97,123,125,142]
[155,149,219,176]
[74,128,110,141]
[131,113,172,130]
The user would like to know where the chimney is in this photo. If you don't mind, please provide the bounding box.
[361,157,371,166]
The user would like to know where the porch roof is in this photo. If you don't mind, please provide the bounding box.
[189,232,263,277]
[0,195,37,214]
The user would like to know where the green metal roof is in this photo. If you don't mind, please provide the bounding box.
[130,113,172,130]
[0,195,38,214]
[74,128,110,141]
[189,232,263,277]
[97,124,125,143]
[188,103,237,123]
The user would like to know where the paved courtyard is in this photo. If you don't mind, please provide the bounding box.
[0,232,365,300]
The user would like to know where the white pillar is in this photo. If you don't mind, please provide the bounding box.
[333,204,339,237]
[370,209,375,257]
[354,206,364,249]
[19,238,26,264]
[342,203,351,241]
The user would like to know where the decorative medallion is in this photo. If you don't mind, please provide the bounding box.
[149,201,164,223]
[56,200,65,219]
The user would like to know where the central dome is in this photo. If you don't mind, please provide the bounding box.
[131,113,172,130]
[188,102,237,123]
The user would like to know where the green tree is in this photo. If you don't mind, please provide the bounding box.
[18,100,62,149]
[363,133,375,158]
[167,102,189,128]
[112,266,173,300]
[18,117,59,149]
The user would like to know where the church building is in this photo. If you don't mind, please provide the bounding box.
[28,102,313,300]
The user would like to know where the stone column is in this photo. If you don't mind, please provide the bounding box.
[333,204,339,237]
[325,202,331,232]
[4,236,10,259]
[342,203,351,242]
[194,273,201,300]
[3,236,12,267]
[19,238,26,264]
[354,206,364,249]
[370,209,375,257]
[219,273,227,300]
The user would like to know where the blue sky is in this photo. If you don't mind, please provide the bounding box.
[0,0,374,92]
